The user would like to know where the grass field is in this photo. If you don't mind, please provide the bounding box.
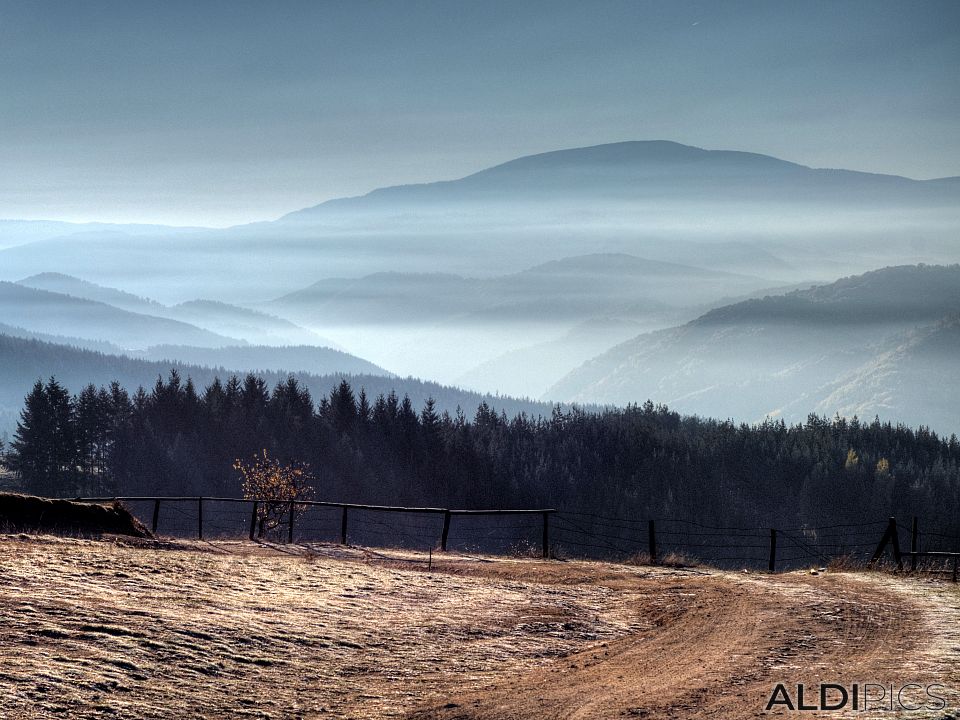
[1,534,958,719]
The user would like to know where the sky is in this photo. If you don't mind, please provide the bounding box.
[0,0,958,227]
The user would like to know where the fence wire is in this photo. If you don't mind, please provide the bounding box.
[101,498,959,573]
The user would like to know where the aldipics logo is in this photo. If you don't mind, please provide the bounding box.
[766,683,949,713]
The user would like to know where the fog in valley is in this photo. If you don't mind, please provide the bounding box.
[2,0,959,440]
[2,141,959,436]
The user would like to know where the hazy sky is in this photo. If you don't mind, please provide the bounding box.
[1,0,958,226]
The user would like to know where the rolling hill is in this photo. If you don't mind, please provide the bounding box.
[548,264,960,435]
[17,272,165,314]
[267,253,776,386]
[138,344,391,379]
[0,220,203,250]
[166,300,337,347]
[0,333,556,436]
[0,282,235,350]
[810,314,960,432]
[269,254,767,324]
[17,274,333,347]
[0,322,381,381]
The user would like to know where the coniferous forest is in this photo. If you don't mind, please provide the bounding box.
[4,372,960,536]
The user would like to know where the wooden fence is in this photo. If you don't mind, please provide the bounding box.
[75,496,556,558]
[72,498,959,577]
[869,516,960,581]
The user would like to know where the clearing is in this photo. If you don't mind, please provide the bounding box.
[1,535,958,719]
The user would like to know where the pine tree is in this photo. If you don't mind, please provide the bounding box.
[330,380,356,436]
[357,388,372,430]
[9,378,77,496]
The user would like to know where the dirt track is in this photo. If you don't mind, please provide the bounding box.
[1,536,957,719]
[410,570,960,719]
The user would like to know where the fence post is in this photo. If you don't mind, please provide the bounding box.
[648,520,657,565]
[910,516,919,572]
[287,500,295,544]
[869,520,893,568]
[198,497,204,540]
[248,501,259,541]
[889,517,904,571]
[151,499,161,535]
[440,510,451,551]
[542,511,550,559]
[768,528,777,573]
[340,506,348,544]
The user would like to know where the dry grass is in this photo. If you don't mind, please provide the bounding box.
[0,536,653,719]
[1,535,958,719]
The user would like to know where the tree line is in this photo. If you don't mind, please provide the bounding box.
[3,372,960,535]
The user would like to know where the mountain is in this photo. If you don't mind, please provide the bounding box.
[812,315,960,433]
[0,322,125,355]
[270,254,774,328]
[166,300,337,347]
[0,220,203,250]
[0,322,392,388]
[272,272,485,324]
[268,254,776,385]
[17,272,164,314]
[548,265,960,435]
[0,282,236,350]
[454,317,649,398]
[138,344,391,379]
[0,333,556,437]
[6,275,388,380]
[2,141,957,301]
[17,274,332,347]
[283,141,960,221]
[453,271,818,398]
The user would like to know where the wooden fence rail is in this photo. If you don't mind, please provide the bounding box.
[69,499,958,575]
[74,496,557,558]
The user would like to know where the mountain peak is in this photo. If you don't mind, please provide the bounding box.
[282,139,942,223]
[470,140,802,177]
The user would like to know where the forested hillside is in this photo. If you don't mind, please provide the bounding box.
[5,373,959,539]
[551,264,960,434]
[0,334,551,435]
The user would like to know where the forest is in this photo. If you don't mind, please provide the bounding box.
[3,372,960,542]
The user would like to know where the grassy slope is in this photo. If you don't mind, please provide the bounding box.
[1,537,958,719]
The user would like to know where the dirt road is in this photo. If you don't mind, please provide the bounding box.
[1,535,957,719]
[410,569,960,719]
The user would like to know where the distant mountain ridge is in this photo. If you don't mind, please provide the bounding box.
[0,219,205,251]
[2,140,957,302]
[695,264,960,326]
[139,344,391,379]
[0,142,957,433]
[0,282,235,350]
[548,264,960,435]
[270,253,769,324]
[0,333,555,436]
[18,272,165,314]
[811,314,960,429]
[17,273,337,347]
[283,140,959,221]
[265,252,779,386]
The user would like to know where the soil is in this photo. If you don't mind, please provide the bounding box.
[0,536,957,719]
